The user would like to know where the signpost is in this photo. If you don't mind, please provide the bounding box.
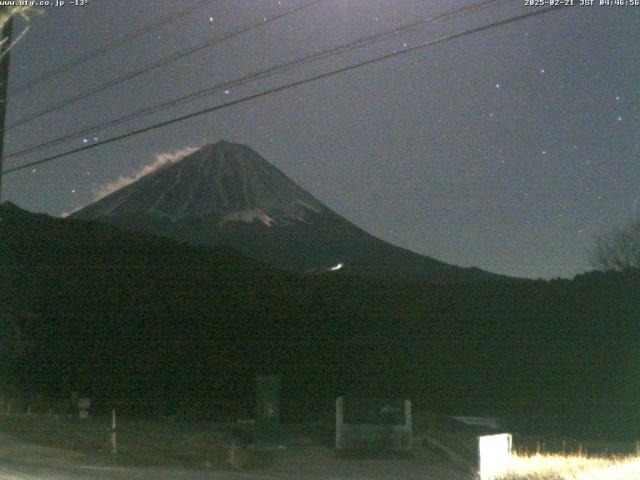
[77,397,90,420]
[254,375,281,450]
[227,375,283,470]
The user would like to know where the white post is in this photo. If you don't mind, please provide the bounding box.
[404,399,412,430]
[335,397,344,451]
[111,409,117,455]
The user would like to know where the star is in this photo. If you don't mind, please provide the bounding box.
[539,69,545,74]
[495,83,501,89]
[617,115,623,121]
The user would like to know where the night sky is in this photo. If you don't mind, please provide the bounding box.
[2,0,638,279]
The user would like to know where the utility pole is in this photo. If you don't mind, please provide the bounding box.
[0,8,13,202]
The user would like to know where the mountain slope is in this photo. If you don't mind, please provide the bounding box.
[72,141,507,283]
[75,141,325,226]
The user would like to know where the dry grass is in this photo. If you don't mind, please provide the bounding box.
[499,453,640,480]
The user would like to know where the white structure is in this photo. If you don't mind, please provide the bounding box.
[477,433,512,480]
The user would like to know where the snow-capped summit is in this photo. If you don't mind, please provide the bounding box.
[75,141,324,226]
[72,141,505,283]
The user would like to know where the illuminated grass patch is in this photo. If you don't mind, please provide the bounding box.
[499,453,640,480]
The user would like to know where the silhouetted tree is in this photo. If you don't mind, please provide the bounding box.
[590,220,640,271]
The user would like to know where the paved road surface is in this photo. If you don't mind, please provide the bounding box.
[0,460,276,480]
[0,434,472,480]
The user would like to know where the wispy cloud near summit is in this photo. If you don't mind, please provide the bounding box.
[61,146,199,218]
[93,146,199,201]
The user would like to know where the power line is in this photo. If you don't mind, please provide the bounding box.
[12,0,219,96]
[5,0,506,161]
[3,5,567,176]
[5,0,328,132]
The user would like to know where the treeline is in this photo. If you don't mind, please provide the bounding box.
[1,203,639,437]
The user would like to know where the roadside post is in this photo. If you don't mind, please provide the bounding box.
[111,408,117,454]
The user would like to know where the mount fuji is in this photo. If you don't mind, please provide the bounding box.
[72,140,505,283]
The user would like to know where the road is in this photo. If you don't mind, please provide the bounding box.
[0,460,276,480]
[0,434,472,479]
